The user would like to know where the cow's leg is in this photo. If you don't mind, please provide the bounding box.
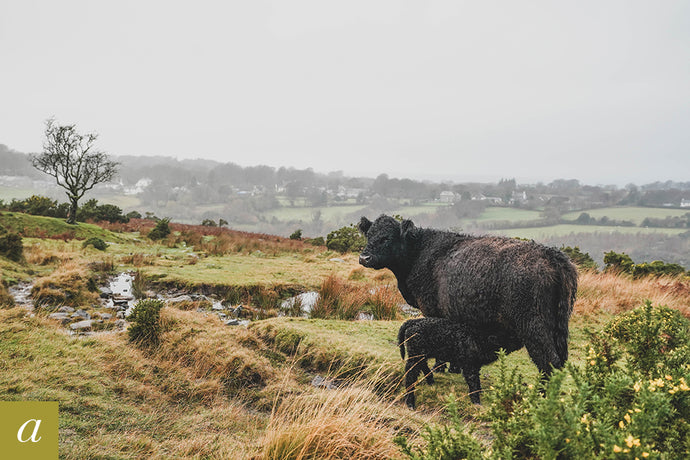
[522,321,562,376]
[463,365,482,404]
[404,356,424,409]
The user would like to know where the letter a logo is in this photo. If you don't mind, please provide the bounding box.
[17,419,42,443]
[1,401,58,459]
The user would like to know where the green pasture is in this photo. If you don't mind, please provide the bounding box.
[562,206,690,225]
[492,224,686,240]
[0,186,42,201]
[469,207,542,223]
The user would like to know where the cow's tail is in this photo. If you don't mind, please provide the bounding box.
[554,254,578,367]
[398,320,410,360]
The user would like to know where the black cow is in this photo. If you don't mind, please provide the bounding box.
[359,215,577,376]
[398,317,523,408]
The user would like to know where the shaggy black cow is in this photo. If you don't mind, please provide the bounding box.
[398,317,523,408]
[359,215,577,376]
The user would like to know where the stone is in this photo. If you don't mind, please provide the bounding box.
[114,319,127,330]
[70,320,93,331]
[71,310,91,320]
[99,313,113,321]
[48,313,71,325]
[99,287,113,298]
[329,258,345,263]
[57,306,75,313]
[225,319,240,326]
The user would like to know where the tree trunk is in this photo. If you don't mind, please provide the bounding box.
[67,197,79,225]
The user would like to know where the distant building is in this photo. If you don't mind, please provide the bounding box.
[681,199,690,208]
[439,191,457,203]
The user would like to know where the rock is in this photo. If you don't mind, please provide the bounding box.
[114,319,127,330]
[167,295,193,303]
[212,303,225,311]
[99,313,113,321]
[232,305,243,317]
[225,319,240,326]
[99,287,113,298]
[116,311,126,319]
[71,310,91,320]
[329,258,345,263]
[311,375,344,390]
[70,320,93,331]
[58,306,75,313]
[48,313,71,325]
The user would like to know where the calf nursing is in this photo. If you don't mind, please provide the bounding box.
[398,317,522,408]
[359,215,578,404]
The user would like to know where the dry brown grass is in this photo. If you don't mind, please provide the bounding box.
[254,366,421,460]
[23,242,74,266]
[575,271,690,317]
[310,275,404,321]
[30,260,99,308]
[0,283,13,307]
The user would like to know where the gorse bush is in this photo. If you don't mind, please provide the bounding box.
[128,299,165,348]
[0,230,24,262]
[82,237,107,251]
[604,251,687,278]
[326,224,366,253]
[147,218,171,240]
[397,301,690,459]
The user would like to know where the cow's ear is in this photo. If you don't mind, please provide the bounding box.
[358,216,372,235]
[400,219,416,241]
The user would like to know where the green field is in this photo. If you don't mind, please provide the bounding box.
[562,206,690,225]
[468,207,542,223]
[0,185,42,201]
[493,224,687,240]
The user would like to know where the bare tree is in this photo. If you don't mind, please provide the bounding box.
[31,118,119,224]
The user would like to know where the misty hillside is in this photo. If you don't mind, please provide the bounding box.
[2,144,690,268]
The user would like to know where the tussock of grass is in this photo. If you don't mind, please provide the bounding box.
[0,282,13,307]
[31,260,99,308]
[255,373,416,460]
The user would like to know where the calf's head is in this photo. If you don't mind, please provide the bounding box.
[358,215,416,270]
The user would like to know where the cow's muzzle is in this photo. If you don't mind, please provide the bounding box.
[359,254,373,267]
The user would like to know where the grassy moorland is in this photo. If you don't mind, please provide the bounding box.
[1,212,690,458]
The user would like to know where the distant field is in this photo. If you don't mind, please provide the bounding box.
[96,194,141,210]
[262,204,368,223]
[492,224,687,240]
[0,186,41,201]
[469,207,542,223]
[562,206,690,225]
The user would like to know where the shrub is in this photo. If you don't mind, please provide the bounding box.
[631,260,686,278]
[0,231,24,262]
[82,237,107,251]
[147,218,171,240]
[77,199,129,223]
[395,395,483,460]
[561,245,598,271]
[604,250,634,274]
[128,299,165,348]
[289,229,302,240]
[201,219,217,227]
[326,224,366,253]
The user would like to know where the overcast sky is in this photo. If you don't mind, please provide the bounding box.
[1,1,689,185]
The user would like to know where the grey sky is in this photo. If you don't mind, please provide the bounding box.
[1,1,689,185]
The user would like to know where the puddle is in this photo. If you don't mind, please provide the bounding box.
[8,282,34,309]
[280,291,319,316]
[102,272,137,316]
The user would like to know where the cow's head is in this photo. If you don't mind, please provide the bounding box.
[358,215,416,270]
